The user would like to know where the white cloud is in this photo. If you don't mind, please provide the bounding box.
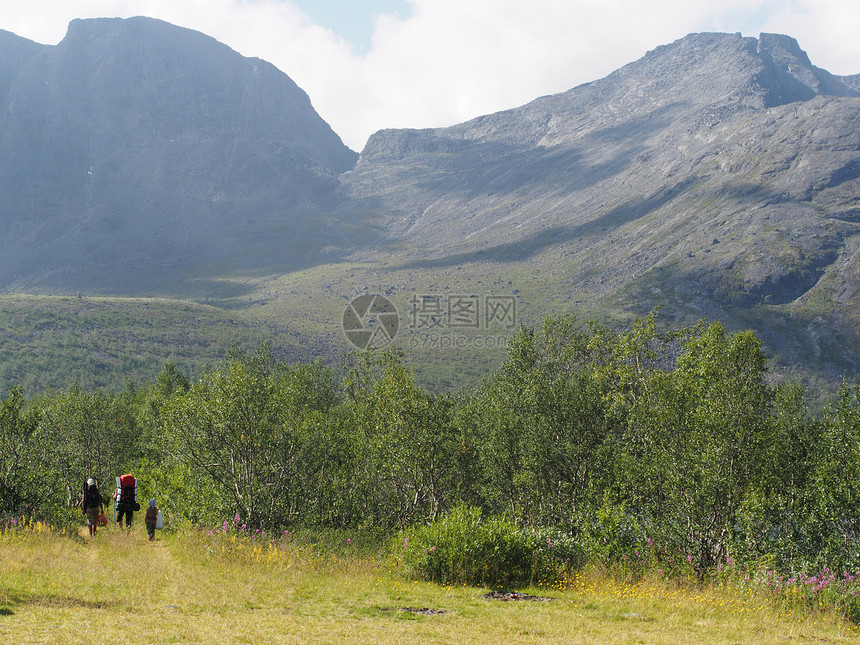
[4,1,859,151]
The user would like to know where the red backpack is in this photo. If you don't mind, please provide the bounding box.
[118,474,137,503]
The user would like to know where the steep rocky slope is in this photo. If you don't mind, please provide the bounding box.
[0,17,357,293]
[342,33,860,371]
[0,22,858,381]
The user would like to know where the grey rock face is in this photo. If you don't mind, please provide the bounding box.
[0,17,357,292]
[343,33,858,334]
[0,22,858,375]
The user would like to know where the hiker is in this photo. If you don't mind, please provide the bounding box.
[144,499,159,541]
[81,478,103,537]
[112,473,138,532]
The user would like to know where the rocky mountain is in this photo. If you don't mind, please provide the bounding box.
[0,17,357,293]
[1,21,858,382]
[341,32,860,373]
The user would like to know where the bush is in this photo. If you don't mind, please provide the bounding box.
[397,505,582,589]
[578,499,646,569]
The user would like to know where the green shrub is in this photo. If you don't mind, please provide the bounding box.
[397,505,582,589]
[579,499,646,569]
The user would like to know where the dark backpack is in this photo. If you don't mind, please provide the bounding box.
[84,484,101,508]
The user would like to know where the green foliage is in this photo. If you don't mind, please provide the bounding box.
[160,344,341,529]
[0,294,270,395]
[398,505,581,589]
[0,387,37,515]
[735,383,823,566]
[461,315,617,529]
[25,385,140,516]
[3,312,860,626]
[619,321,775,574]
[341,350,463,528]
[808,381,860,570]
[578,497,646,569]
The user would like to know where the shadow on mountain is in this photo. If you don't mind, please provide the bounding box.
[395,178,698,270]
[409,103,686,201]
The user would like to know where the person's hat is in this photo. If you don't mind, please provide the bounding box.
[149,499,156,508]
[87,478,95,485]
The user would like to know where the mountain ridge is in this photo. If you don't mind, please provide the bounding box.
[338,31,859,375]
[0,21,858,385]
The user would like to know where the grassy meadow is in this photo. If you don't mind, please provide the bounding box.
[1,521,857,644]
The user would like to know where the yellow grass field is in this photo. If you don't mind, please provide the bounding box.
[1,522,858,644]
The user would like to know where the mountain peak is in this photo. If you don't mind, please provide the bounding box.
[754,31,856,104]
[758,32,810,65]
[0,17,356,291]
[0,28,45,105]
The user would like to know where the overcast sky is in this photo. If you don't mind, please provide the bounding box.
[5,1,859,150]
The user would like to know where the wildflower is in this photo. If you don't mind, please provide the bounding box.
[347,538,352,545]
[404,537,409,549]
[547,538,552,548]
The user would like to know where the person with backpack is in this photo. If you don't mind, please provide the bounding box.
[112,473,138,532]
[81,478,103,537]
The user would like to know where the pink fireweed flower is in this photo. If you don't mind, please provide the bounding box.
[347,538,352,545]
[404,537,409,549]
